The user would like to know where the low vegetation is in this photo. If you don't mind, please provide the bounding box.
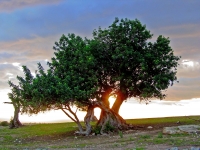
[0,116,200,149]
[0,121,9,126]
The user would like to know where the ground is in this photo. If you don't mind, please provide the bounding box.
[1,121,200,150]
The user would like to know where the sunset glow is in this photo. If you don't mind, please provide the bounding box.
[0,1,200,123]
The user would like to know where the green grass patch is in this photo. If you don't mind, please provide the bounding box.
[126,116,200,125]
[140,134,151,139]
[0,116,199,149]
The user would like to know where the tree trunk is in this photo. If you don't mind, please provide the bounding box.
[96,101,128,134]
[83,105,94,135]
[111,90,127,114]
[75,105,94,135]
[97,88,112,125]
[10,105,22,128]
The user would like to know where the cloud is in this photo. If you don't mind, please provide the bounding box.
[163,59,200,101]
[0,0,62,12]
[155,24,200,39]
[0,36,56,63]
[0,35,56,90]
[0,63,23,89]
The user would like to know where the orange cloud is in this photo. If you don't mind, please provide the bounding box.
[0,35,58,63]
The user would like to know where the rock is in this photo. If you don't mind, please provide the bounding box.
[190,147,200,150]
[163,126,184,134]
[163,125,200,135]
[178,125,200,134]
[124,129,134,134]
[147,126,153,129]
[170,147,179,150]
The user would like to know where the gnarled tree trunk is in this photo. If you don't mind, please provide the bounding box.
[4,101,23,128]
[95,90,131,134]
[111,91,125,114]
[96,101,128,134]
[74,105,95,135]
[10,104,22,128]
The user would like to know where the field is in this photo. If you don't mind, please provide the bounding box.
[0,116,200,150]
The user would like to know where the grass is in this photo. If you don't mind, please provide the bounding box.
[126,115,200,125]
[0,116,199,149]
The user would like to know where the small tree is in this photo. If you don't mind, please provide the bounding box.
[8,34,98,134]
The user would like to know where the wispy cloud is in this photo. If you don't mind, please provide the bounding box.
[0,0,62,12]
[0,36,56,63]
[0,36,56,90]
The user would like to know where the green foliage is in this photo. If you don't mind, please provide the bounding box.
[93,125,101,135]
[118,130,123,138]
[126,116,200,125]
[157,132,163,138]
[0,121,9,126]
[140,134,151,139]
[104,121,115,133]
[134,148,145,150]
[91,17,180,102]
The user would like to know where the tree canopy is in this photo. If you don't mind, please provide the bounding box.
[8,18,180,134]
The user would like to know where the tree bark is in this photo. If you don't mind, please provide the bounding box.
[96,101,128,134]
[112,90,127,114]
[13,106,22,127]
[97,88,112,125]
[10,105,22,128]
[61,107,84,133]
[75,105,95,135]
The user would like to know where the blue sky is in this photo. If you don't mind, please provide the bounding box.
[0,0,200,121]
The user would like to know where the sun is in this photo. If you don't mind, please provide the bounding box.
[109,96,116,108]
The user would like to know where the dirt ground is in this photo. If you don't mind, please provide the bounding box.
[14,123,200,150]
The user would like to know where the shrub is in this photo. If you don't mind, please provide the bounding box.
[140,134,151,139]
[93,125,101,135]
[104,121,115,133]
[0,121,9,126]
[157,132,163,138]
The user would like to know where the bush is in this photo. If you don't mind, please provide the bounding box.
[93,125,101,135]
[104,121,115,133]
[0,121,9,126]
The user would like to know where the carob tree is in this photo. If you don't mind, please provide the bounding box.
[91,18,180,131]
[8,18,180,135]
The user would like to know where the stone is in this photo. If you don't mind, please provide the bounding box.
[147,126,153,129]
[170,147,179,150]
[178,125,200,134]
[124,129,134,134]
[190,147,200,150]
[163,125,200,135]
[163,126,184,134]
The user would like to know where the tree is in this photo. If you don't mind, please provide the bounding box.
[90,18,180,129]
[8,34,98,135]
[8,18,180,135]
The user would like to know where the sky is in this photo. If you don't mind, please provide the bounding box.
[0,0,200,122]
